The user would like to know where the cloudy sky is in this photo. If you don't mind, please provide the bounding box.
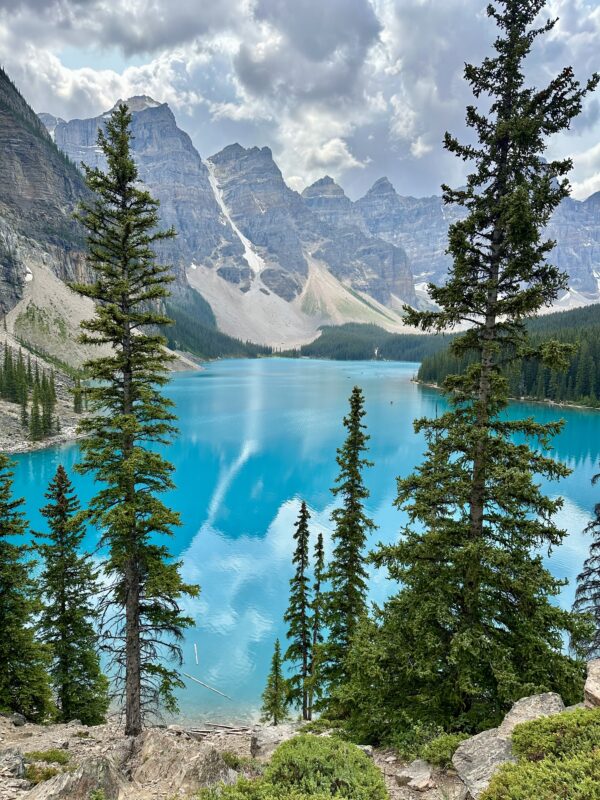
[1,0,599,198]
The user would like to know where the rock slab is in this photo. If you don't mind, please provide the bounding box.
[25,755,127,800]
[584,659,600,709]
[452,692,565,799]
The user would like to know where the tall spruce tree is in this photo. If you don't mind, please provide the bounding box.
[71,103,198,735]
[261,639,289,725]
[574,473,600,658]
[0,454,52,721]
[308,531,325,719]
[36,465,109,725]
[323,385,374,699]
[369,0,598,732]
[283,501,312,720]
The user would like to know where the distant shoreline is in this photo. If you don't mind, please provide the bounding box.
[415,379,600,413]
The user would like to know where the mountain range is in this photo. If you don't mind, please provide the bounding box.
[2,66,600,358]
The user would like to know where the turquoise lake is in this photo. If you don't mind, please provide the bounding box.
[11,358,600,723]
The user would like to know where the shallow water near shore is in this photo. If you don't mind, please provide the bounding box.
[11,358,600,723]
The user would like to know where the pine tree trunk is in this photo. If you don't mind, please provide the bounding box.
[122,304,142,737]
[302,637,308,721]
[125,559,142,736]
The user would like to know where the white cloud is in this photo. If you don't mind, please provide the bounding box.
[1,0,599,197]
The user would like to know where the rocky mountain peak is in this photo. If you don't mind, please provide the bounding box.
[365,176,397,197]
[110,95,165,114]
[301,176,346,200]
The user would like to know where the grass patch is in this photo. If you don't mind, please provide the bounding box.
[24,764,60,784]
[25,748,70,765]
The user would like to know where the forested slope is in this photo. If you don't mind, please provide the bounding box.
[418,304,600,407]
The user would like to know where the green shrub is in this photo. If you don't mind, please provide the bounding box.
[198,735,388,800]
[511,707,600,762]
[25,749,70,765]
[196,778,332,800]
[421,733,469,768]
[24,764,60,784]
[302,718,346,736]
[221,752,264,776]
[389,721,444,761]
[481,751,600,800]
[265,735,387,799]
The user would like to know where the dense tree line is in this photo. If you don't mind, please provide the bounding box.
[288,323,450,362]
[418,304,600,407]
[0,344,58,439]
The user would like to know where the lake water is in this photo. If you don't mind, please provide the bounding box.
[11,358,600,723]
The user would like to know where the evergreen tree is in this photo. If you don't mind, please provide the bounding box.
[73,379,83,414]
[29,387,43,441]
[20,393,28,429]
[370,0,598,732]
[261,639,289,725]
[0,454,52,721]
[323,386,374,699]
[308,531,325,719]
[283,501,312,720]
[574,468,600,658]
[36,465,109,725]
[71,103,198,735]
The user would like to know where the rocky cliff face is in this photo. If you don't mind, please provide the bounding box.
[301,175,416,306]
[356,175,600,303]
[0,68,88,314]
[49,97,244,289]
[208,143,310,300]
[548,193,600,296]
[45,104,417,310]
[356,177,461,287]
[301,176,368,234]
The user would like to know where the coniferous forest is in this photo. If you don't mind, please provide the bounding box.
[418,304,600,407]
[3,3,600,800]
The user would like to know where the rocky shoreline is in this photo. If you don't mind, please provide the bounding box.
[1,661,599,800]
[415,379,600,413]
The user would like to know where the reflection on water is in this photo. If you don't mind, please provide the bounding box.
[11,359,600,722]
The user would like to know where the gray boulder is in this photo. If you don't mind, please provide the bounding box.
[453,692,565,799]
[0,747,25,778]
[130,727,237,796]
[497,692,564,737]
[250,723,302,761]
[452,729,514,800]
[395,758,434,791]
[584,659,600,709]
[25,755,127,800]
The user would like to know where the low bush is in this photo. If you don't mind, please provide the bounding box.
[197,778,332,800]
[482,709,600,800]
[481,751,600,800]
[221,752,264,776]
[511,707,600,762]
[389,721,444,761]
[197,735,388,800]
[265,735,387,799]
[25,749,70,765]
[420,733,469,768]
[302,718,346,736]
